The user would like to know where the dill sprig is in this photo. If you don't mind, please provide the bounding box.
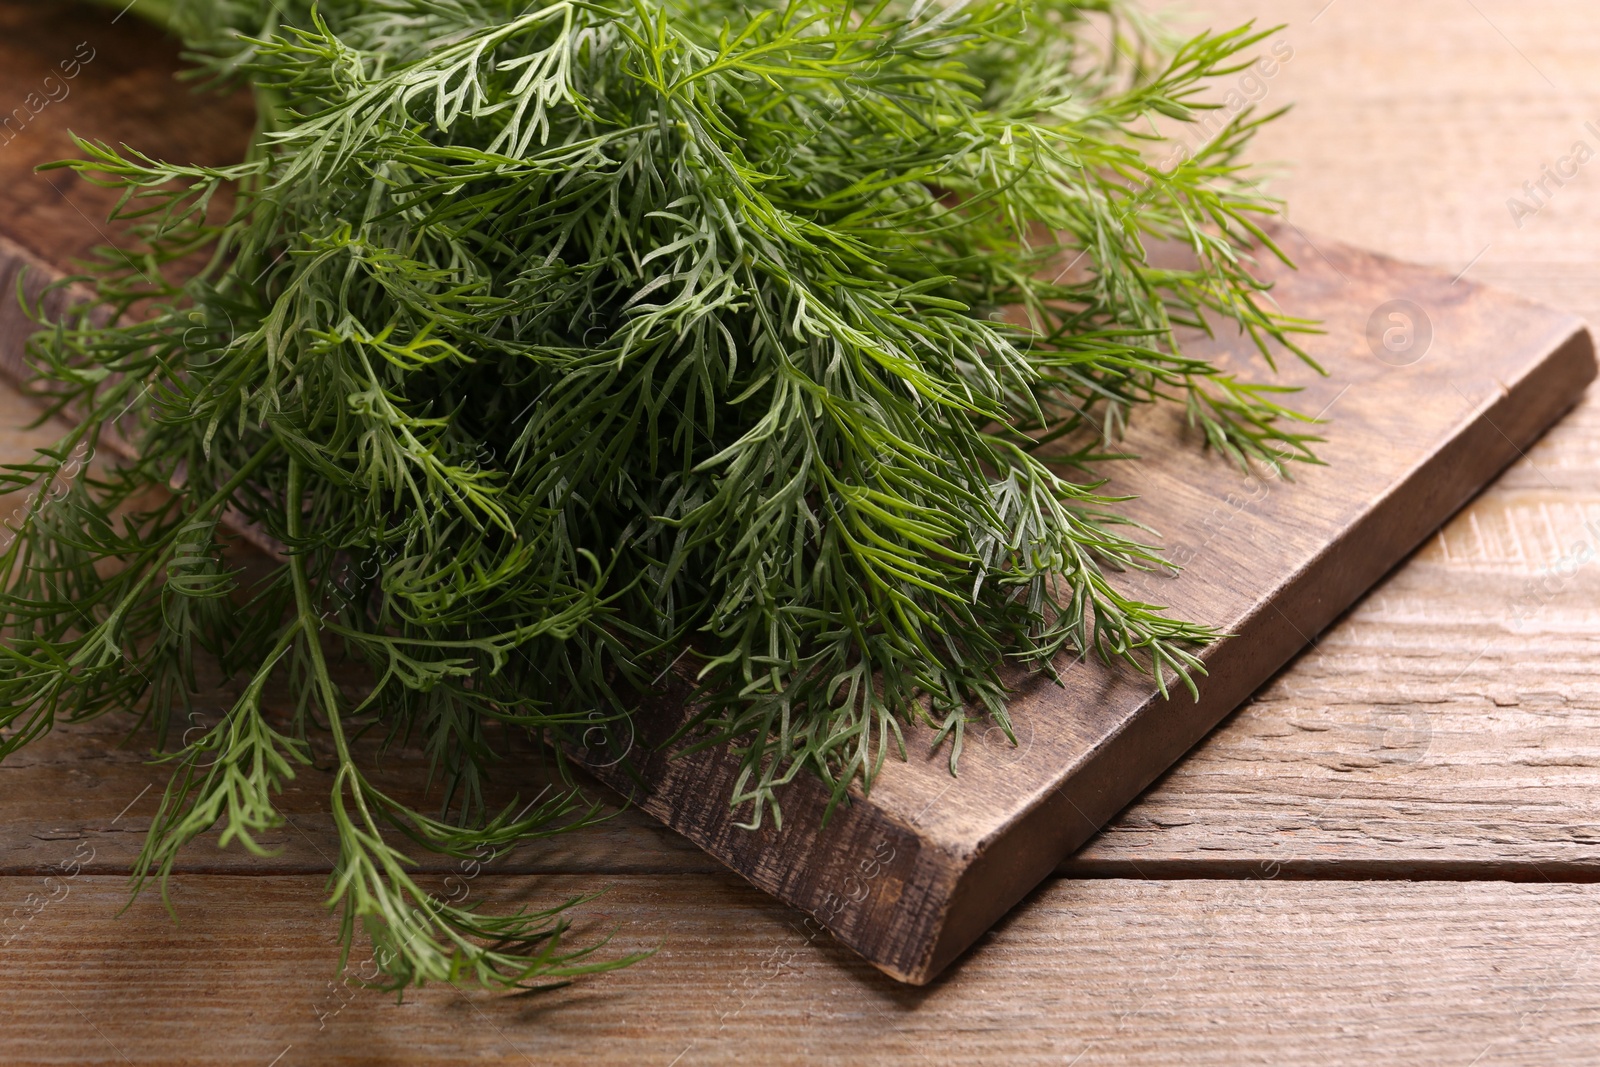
[2,0,1316,989]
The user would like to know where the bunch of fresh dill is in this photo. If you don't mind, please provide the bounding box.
[1,0,1313,990]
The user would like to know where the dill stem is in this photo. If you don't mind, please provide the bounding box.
[285,455,355,772]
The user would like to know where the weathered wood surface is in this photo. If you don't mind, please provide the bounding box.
[578,230,1594,983]
[5,875,1600,1066]
[0,1,254,266]
[5,0,1600,1062]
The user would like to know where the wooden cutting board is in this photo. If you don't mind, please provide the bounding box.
[577,232,1596,983]
[1,0,1593,990]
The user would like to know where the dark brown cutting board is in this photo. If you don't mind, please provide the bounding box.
[576,233,1595,983]
[1,0,1593,989]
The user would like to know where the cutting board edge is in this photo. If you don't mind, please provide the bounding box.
[904,316,1598,984]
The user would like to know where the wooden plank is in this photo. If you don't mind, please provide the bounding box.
[580,232,1596,983]
[15,458,1600,884]
[0,713,721,878]
[0,1,255,267]
[7,377,1600,884]
[1070,495,1600,878]
[1063,0,1600,879]
[1069,395,1600,878]
[3,873,1600,1065]
[1209,0,1600,282]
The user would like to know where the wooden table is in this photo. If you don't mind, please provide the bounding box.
[5,1,1600,1063]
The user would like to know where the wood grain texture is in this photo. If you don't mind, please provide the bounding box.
[3,874,1600,1066]
[42,0,1600,984]
[1066,400,1600,879]
[1069,0,1600,882]
[578,232,1595,983]
[5,0,1600,1061]
[0,1,254,268]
